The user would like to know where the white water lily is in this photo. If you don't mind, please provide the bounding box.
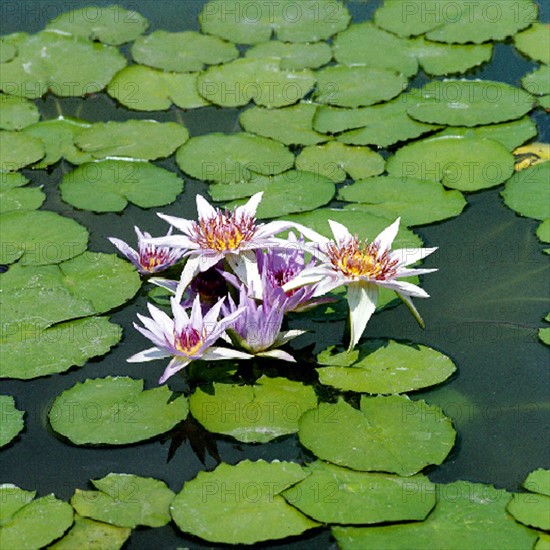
[282,218,437,351]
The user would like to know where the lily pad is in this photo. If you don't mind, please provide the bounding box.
[314,65,408,107]
[75,121,189,161]
[0,210,88,265]
[386,135,515,191]
[0,94,39,130]
[0,130,44,171]
[296,142,385,182]
[198,58,316,108]
[514,22,550,64]
[46,5,148,45]
[0,31,127,98]
[524,468,550,496]
[333,481,538,550]
[283,461,436,524]
[107,65,209,111]
[170,460,318,544]
[501,161,550,220]
[176,133,293,184]
[60,159,184,212]
[338,176,466,226]
[245,40,332,70]
[537,220,550,244]
[132,30,238,72]
[72,474,175,528]
[0,395,24,447]
[50,514,131,550]
[0,172,45,213]
[0,39,17,63]
[521,65,550,96]
[0,485,74,550]
[199,0,350,44]
[316,340,457,394]
[407,81,535,127]
[189,376,317,443]
[239,102,329,145]
[298,396,456,475]
[507,491,550,532]
[49,377,189,445]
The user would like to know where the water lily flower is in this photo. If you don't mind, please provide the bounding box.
[282,218,437,351]
[109,226,184,275]
[127,295,251,383]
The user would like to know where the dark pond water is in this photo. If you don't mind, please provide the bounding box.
[1,1,549,548]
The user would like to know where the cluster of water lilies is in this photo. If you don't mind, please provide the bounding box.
[110,193,437,383]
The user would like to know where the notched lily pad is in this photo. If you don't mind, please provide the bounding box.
[0,172,45,213]
[0,94,40,130]
[0,130,44,171]
[521,65,550,96]
[508,489,550,533]
[514,22,550,64]
[536,220,550,244]
[0,395,25,446]
[246,40,332,70]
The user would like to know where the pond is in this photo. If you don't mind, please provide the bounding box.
[1,0,549,548]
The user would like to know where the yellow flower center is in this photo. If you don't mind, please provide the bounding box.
[174,327,204,356]
[192,211,256,252]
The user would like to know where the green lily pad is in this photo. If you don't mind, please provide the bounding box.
[60,159,184,212]
[246,40,332,70]
[1,316,122,380]
[298,396,456,475]
[50,514,131,550]
[72,474,175,528]
[508,492,550,531]
[501,161,550,220]
[107,65,209,111]
[0,210,88,265]
[199,0,350,44]
[0,485,74,550]
[316,340,457,394]
[0,94,39,130]
[198,58,316,108]
[283,461,436,524]
[514,23,550,64]
[522,65,550,96]
[49,377,189,445]
[296,142,385,182]
[239,102,329,145]
[535,533,550,550]
[176,133,293,184]
[0,172,45,213]
[75,121,189,161]
[407,81,534,127]
[0,31,127,98]
[314,65,408,107]
[189,376,317,443]
[333,481,538,550]
[338,175,466,226]
[539,95,550,110]
[0,396,24,447]
[540,327,550,345]
[170,460,318,544]
[132,30,238,72]
[0,130,44,171]
[524,469,550,496]
[536,220,550,243]
[46,5,148,45]
[387,135,515,191]
[0,39,17,63]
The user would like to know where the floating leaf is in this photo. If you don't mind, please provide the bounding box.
[0,172,44,213]
[75,121,189,161]
[198,58,315,108]
[1,317,122,380]
[0,130,44,171]
[314,65,408,107]
[536,220,550,244]
[199,0,350,44]
[407,81,534,127]
[0,39,17,63]
[283,461,436,524]
[508,491,550,532]
[333,481,538,550]
[0,396,24,447]
[0,485,73,550]
[522,65,550,96]
[246,40,332,70]
[514,22,550,64]
[338,176,466,226]
[296,142,385,182]
[107,65,209,111]
[0,31,127,98]
[524,469,550,497]
[170,460,318,544]
[0,94,39,130]
[536,533,550,550]
[316,340,457,394]
[50,514,131,550]
[501,161,550,220]
[132,30,238,72]
[298,396,456,475]
[49,377,189,445]
[0,210,88,265]
[239,102,329,145]
[189,376,317,443]
[540,327,550,346]
[72,474,175,528]
[60,159,184,212]
[513,142,550,171]
[46,5,148,45]
[387,135,515,191]
[176,133,293,184]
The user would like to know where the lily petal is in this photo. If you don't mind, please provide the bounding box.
[257,349,297,362]
[127,346,171,363]
[347,281,378,351]
[374,217,400,252]
[328,219,353,244]
[159,356,191,384]
[391,246,438,266]
[196,194,217,220]
[235,191,263,219]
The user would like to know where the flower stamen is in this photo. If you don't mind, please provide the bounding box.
[173,326,204,356]
[191,211,257,252]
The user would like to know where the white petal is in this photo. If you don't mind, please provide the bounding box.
[396,267,438,277]
[148,277,178,293]
[235,191,263,219]
[171,297,190,333]
[227,251,262,299]
[196,194,217,220]
[159,357,190,384]
[127,347,170,363]
[146,234,196,249]
[374,217,400,252]
[254,219,295,240]
[108,238,138,263]
[189,294,203,328]
[273,329,307,347]
[257,349,297,362]
[201,347,253,361]
[347,281,378,351]
[135,315,167,343]
[397,292,425,329]
[391,246,438,266]
[376,279,430,298]
[286,221,331,249]
[157,213,196,236]
[175,256,201,302]
[328,219,353,243]
[146,303,175,336]
[281,267,331,292]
